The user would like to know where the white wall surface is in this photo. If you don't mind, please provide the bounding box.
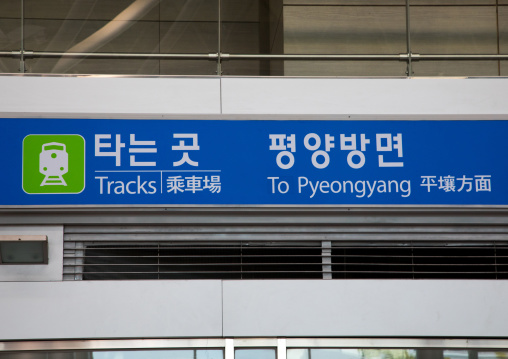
[1,280,508,340]
[220,78,508,115]
[0,76,221,116]
[223,280,508,337]
[0,281,223,340]
[1,76,508,117]
[1,76,508,341]
[0,225,62,281]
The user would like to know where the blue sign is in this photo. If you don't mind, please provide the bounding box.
[1,118,507,206]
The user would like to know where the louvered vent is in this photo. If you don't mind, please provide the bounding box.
[332,242,508,279]
[64,241,508,280]
[63,224,508,280]
[65,241,323,280]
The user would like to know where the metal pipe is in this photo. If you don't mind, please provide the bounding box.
[406,0,412,76]
[418,54,508,60]
[217,0,222,75]
[224,54,403,60]
[3,52,217,59]
[2,52,508,61]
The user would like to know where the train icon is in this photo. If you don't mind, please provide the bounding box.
[39,142,68,186]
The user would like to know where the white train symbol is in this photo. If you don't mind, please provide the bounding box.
[40,142,68,186]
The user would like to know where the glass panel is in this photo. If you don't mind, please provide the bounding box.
[0,353,90,359]
[363,350,416,359]
[443,351,468,359]
[160,60,217,75]
[0,350,223,359]
[412,0,494,4]
[221,22,260,55]
[221,0,261,54]
[312,349,363,359]
[410,4,498,76]
[284,6,406,55]
[159,0,218,57]
[2,0,508,76]
[24,1,160,52]
[221,0,409,75]
[0,58,19,73]
[161,0,217,21]
[235,349,276,359]
[499,6,508,54]
[284,60,407,77]
[26,57,220,75]
[160,22,217,54]
[411,5,497,54]
[0,0,21,52]
[287,349,309,359]
[94,350,194,359]
[221,0,407,75]
[197,350,224,359]
[0,18,20,51]
[24,0,159,21]
[288,349,417,359]
[286,1,405,4]
[26,58,160,75]
[20,0,219,75]
[221,60,280,76]
[412,60,499,77]
[0,0,21,19]
[479,352,508,359]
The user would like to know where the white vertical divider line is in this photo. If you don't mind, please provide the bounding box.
[278,338,287,359]
[225,338,234,359]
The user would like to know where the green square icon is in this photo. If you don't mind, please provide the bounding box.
[23,135,85,194]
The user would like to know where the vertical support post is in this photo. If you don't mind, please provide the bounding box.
[225,339,234,359]
[405,0,412,76]
[19,0,25,73]
[496,0,501,76]
[322,240,332,279]
[277,339,287,359]
[217,0,222,75]
[259,0,271,75]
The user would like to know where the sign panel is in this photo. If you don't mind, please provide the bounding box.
[1,119,507,206]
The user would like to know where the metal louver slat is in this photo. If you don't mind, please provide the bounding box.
[64,241,323,280]
[63,224,508,281]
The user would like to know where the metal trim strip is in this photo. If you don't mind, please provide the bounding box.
[3,338,508,352]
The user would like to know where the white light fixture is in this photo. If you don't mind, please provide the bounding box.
[0,235,48,264]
